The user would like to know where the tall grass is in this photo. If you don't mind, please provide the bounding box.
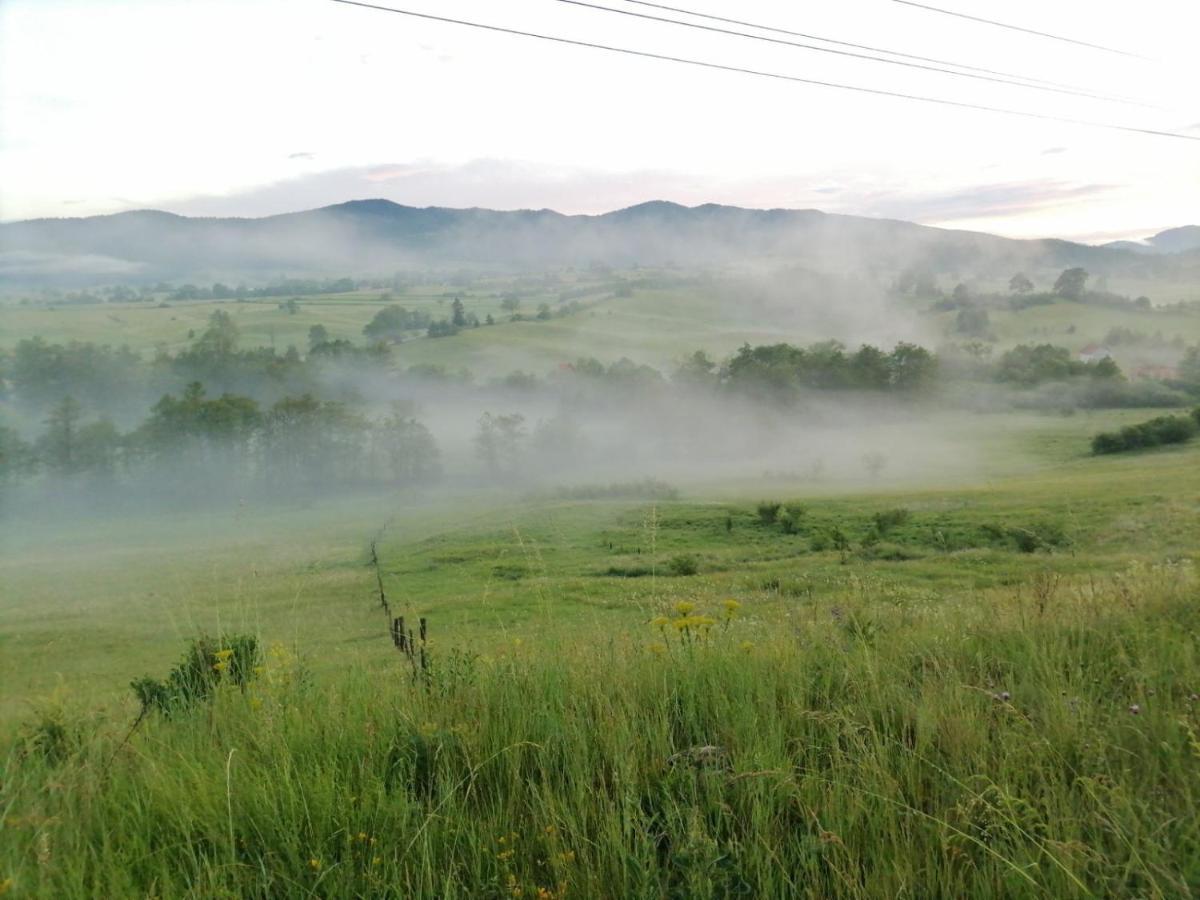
[4,565,1200,898]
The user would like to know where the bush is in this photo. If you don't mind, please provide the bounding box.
[778,502,807,534]
[132,634,259,716]
[602,564,653,578]
[872,508,912,535]
[1009,522,1069,554]
[1092,412,1199,454]
[756,501,782,525]
[667,554,699,576]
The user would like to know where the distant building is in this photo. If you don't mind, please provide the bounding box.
[1078,344,1113,363]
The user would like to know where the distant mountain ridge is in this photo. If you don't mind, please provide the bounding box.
[1,199,1195,286]
[1102,225,1200,255]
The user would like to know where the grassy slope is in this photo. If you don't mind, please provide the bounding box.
[1,408,1194,723]
[6,280,1198,381]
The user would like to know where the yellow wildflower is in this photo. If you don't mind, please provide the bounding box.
[674,601,695,616]
[740,641,754,653]
[650,615,670,628]
[308,858,322,871]
[722,598,742,616]
[215,648,234,660]
[0,878,13,896]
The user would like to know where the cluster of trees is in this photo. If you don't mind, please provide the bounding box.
[718,341,939,399]
[1092,409,1200,455]
[363,298,490,341]
[928,267,1157,318]
[0,385,439,491]
[994,344,1121,387]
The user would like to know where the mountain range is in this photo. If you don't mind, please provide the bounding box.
[1,199,1196,286]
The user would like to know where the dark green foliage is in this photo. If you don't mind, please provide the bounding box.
[778,503,806,534]
[724,340,938,399]
[1008,522,1069,553]
[603,564,654,578]
[996,343,1121,387]
[1092,412,1199,454]
[363,305,431,340]
[131,634,259,716]
[872,508,912,535]
[667,554,699,576]
[1053,267,1089,300]
[756,502,781,525]
[18,703,74,764]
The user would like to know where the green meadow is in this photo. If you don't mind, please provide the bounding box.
[3,404,1200,896]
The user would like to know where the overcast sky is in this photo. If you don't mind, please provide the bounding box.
[1,0,1196,241]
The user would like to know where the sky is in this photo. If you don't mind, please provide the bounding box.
[1,0,1197,242]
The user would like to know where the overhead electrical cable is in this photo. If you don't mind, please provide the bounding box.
[618,0,1094,93]
[555,0,1151,107]
[892,0,1149,59]
[326,0,1199,142]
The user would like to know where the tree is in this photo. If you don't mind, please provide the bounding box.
[536,303,552,321]
[38,396,84,473]
[363,306,430,340]
[450,297,467,328]
[1053,267,1089,301]
[474,412,526,476]
[1180,346,1200,386]
[375,407,440,483]
[308,324,330,350]
[194,310,240,357]
[951,283,970,305]
[673,350,717,386]
[0,424,33,484]
[849,345,890,389]
[954,307,992,339]
[1009,273,1034,295]
[888,343,938,391]
[500,294,521,313]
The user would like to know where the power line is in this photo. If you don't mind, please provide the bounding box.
[326,0,1198,142]
[892,1,1148,60]
[619,0,1078,92]
[556,0,1150,107]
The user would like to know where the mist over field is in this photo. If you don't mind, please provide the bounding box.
[6,0,1200,894]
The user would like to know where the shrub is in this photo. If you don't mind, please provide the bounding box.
[756,502,782,525]
[667,554,699,576]
[1092,412,1199,454]
[872,508,912,535]
[1009,522,1068,553]
[132,634,260,716]
[779,502,807,534]
[603,564,654,578]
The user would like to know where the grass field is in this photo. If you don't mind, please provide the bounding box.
[4,406,1200,895]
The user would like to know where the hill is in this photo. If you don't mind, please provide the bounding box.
[0,199,1176,286]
